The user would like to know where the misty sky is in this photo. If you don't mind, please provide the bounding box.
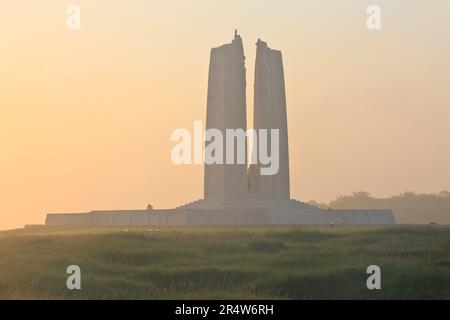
[1,0,450,230]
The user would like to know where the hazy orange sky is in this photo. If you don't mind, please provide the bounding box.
[1,1,450,230]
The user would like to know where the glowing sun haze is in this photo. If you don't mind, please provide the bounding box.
[1,0,450,230]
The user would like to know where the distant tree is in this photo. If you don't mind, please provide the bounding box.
[400,191,417,199]
[351,191,373,199]
[326,190,450,225]
[330,191,374,209]
[438,191,450,198]
[307,200,329,209]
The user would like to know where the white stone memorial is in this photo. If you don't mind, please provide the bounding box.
[45,32,395,226]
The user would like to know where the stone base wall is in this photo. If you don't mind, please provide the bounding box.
[45,207,394,227]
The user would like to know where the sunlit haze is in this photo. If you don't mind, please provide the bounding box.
[1,0,450,230]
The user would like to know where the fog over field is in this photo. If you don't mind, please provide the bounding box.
[1,226,449,299]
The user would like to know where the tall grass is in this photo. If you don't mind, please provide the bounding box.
[0,225,449,299]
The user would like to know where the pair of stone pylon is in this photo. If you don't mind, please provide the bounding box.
[204,31,290,200]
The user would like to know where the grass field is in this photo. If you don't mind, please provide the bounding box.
[0,225,449,299]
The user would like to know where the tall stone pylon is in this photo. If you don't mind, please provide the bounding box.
[249,39,290,199]
[204,31,248,199]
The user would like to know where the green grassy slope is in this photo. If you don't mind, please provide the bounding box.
[0,225,449,299]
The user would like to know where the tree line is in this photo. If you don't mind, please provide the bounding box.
[308,191,450,225]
